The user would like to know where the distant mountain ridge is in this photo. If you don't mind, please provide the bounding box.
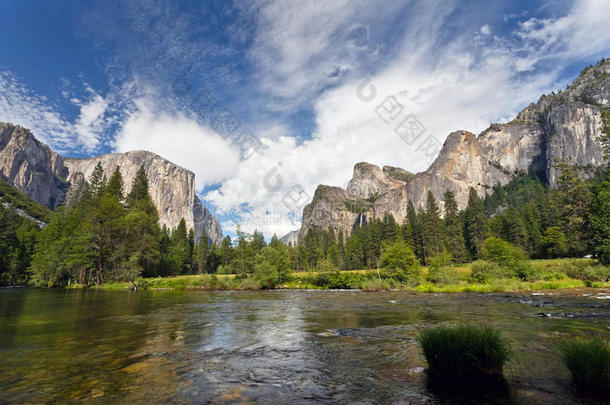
[279,230,299,246]
[299,58,610,241]
[0,123,223,244]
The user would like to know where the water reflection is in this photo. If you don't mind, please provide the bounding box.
[0,289,609,404]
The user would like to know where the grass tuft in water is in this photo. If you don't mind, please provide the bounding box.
[419,325,510,379]
[560,338,610,389]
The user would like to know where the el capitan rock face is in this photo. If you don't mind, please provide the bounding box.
[0,123,69,209]
[0,124,223,244]
[299,59,610,241]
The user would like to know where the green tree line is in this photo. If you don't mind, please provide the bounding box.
[1,160,609,287]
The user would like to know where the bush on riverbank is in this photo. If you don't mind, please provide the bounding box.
[379,240,421,285]
[427,250,460,285]
[419,325,510,378]
[560,338,610,389]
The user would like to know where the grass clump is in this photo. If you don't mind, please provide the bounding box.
[361,277,396,291]
[419,325,510,379]
[560,338,610,389]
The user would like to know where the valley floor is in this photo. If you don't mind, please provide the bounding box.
[91,258,610,292]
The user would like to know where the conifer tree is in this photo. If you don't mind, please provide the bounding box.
[442,190,466,262]
[337,230,345,269]
[89,162,107,199]
[126,166,150,207]
[407,201,425,263]
[220,236,232,266]
[464,187,488,258]
[106,167,125,202]
[422,191,443,261]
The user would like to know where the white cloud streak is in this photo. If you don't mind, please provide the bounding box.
[113,98,240,191]
[207,0,610,238]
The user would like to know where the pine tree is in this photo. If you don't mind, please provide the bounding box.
[337,230,345,269]
[503,207,528,250]
[522,204,543,257]
[442,190,466,262]
[270,234,281,248]
[555,161,594,256]
[251,230,266,252]
[187,229,195,271]
[422,191,443,262]
[220,236,232,266]
[106,167,125,202]
[344,233,364,269]
[89,162,107,199]
[126,166,150,207]
[195,237,210,274]
[464,187,488,259]
[169,219,190,274]
[590,178,610,264]
[381,213,399,242]
[407,201,425,263]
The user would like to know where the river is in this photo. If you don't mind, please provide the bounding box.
[1,288,609,404]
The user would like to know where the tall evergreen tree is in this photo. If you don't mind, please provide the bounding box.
[106,167,125,201]
[220,236,232,266]
[422,191,443,262]
[464,187,488,258]
[407,201,425,263]
[337,229,345,269]
[590,177,610,264]
[89,162,107,199]
[126,166,150,207]
[442,190,466,262]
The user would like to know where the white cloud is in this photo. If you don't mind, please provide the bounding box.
[72,85,109,150]
[206,0,610,238]
[0,71,74,151]
[516,0,610,61]
[0,72,115,153]
[480,24,491,35]
[113,99,240,191]
[242,0,406,109]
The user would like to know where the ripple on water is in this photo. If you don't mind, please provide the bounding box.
[0,289,609,404]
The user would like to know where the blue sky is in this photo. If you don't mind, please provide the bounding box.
[1,0,609,238]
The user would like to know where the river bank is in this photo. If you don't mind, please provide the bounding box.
[76,258,610,292]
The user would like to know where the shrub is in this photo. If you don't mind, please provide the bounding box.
[481,237,528,263]
[236,277,261,290]
[541,226,568,258]
[380,240,421,285]
[542,272,567,281]
[134,277,149,290]
[469,260,513,283]
[561,261,610,282]
[582,266,610,282]
[480,237,533,280]
[312,259,365,289]
[560,338,610,389]
[428,250,460,285]
[253,261,279,289]
[362,278,395,291]
[419,325,510,378]
[194,274,225,289]
[216,264,232,274]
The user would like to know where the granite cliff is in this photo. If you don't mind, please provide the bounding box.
[299,59,610,241]
[0,123,223,244]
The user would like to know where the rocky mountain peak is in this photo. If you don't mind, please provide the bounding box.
[346,162,402,199]
[0,123,68,208]
[0,123,223,244]
[298,58,609,242]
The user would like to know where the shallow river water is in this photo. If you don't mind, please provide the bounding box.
[1,288,609,404]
